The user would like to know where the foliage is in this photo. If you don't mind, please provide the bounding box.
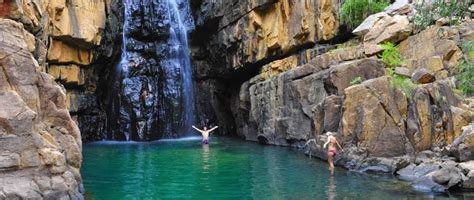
[391,75,417,96]
[340,0,390,29]
[457,41,474,95]
[413,0,468,32]
[350,76,363,86]
[380,42,403,74]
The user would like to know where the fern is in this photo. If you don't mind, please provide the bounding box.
[380,42,403,68]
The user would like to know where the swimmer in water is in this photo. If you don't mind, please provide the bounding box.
[323,133,343,175]
[192,125,218,144]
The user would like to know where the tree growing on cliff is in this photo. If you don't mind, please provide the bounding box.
[340,0,390,30]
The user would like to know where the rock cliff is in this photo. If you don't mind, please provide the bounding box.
[191,0,474,192]
[0,0,109,198]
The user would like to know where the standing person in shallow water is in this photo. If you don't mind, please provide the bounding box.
[323,133,343,175]
[192,125,218,144]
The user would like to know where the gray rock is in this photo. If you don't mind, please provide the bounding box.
[353,12,390,36]
[451,124,474,162]
[411,177,446,193]
[411,68,435,84]
[384,0,413,15]
[0,152,20,170]
[463,170,474,189]
[430,167,464,188]
[397,163,439,181]
[394,67,411,77]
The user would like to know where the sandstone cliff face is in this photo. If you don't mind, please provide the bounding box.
[0,0,109,197]
[190,0,346,134]
[215,0,474,192]
[0,19,83,199]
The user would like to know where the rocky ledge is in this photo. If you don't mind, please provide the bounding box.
[231,1,474,192]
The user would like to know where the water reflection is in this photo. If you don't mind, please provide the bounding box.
[327,175,336,200]
[83,138,474,199]
[202,144,210,171]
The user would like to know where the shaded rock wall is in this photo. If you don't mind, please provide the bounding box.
[190,0,347,135]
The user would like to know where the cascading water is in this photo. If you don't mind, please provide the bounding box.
[105,0,195,141]
[163,0,195,135]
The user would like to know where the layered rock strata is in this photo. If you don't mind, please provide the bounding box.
[0,18,83,199]
[228,3,474,192]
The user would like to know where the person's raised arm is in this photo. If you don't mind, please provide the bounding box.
[336,139,343,151]
[209,126,219,132]
[192,125,203,133]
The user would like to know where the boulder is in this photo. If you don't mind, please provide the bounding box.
[363,15,412,55]
[464,171,474,189]
[451,124,474,162]
[353,12,390,36]
[394,67,411,77]
[411,68,435,84]
[384,0,413,16]
[429,167,464,188]
[341,76,410,157]
[399,26,463,77]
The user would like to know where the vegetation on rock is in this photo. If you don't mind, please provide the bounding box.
[457,41,474,95]
[340,0,390,29]
[380,42,403,75]
[350,76,363,85]
[379,42,417,95]
[390,75,416,96]
[413,0,468,32]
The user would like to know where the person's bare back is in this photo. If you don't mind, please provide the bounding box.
[192,125,218,144]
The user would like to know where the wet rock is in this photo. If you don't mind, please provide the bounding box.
[397,163,439,181]
[430,167,464,188]
[411,68,435,84]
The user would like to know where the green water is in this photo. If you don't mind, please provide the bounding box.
[82,137,466,199]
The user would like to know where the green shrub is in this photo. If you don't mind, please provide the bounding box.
[380,42,403,76]
[413,0,468,32]
[340,0,390,30]
[457,41,474,95]
[350,76,363,85]
[391,75,417,96]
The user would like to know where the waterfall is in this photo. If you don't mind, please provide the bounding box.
[109,0,195,141]
[165,0,195,135]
